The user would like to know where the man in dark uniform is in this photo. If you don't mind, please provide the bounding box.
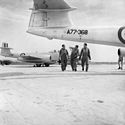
[79,43,91,72]
[59,44,69,71]
[118,48,123,70]
[70,45,79,71]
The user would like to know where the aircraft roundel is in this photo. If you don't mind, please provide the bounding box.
[118,26,125,44]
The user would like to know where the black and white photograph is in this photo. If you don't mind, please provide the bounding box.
[0,0,125,125]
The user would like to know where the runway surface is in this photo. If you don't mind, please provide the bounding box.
[0,64,125,125]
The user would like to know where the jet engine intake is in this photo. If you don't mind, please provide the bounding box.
[118,27,125,44]
[1,60,12,65]
[42,55,52,62]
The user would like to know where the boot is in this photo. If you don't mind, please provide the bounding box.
[118,67,121,70]
[86,66,88,72]
[82,67,84,71]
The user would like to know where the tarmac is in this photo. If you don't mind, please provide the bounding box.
[0,64,125,125]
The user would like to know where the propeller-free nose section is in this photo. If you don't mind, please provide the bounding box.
[118,26,125,44]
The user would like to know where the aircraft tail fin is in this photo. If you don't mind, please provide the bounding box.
[28,0,75,29]
[0,43,13,57]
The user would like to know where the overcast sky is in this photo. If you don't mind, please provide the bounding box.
[0,0,125,62]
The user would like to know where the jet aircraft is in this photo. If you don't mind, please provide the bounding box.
[0,43,59,67]
[27,0,125,57]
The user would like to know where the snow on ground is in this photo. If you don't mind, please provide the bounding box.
[0,64,125,125]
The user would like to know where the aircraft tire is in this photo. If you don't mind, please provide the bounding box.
[44,63,50,67]
[36,64,42,67]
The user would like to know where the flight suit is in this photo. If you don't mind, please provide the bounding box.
[70,48,79,71]
[118,49,123,69]
[79,47,91,71]
[59,48,69,71]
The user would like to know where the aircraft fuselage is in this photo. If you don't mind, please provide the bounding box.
[28,26,125,47]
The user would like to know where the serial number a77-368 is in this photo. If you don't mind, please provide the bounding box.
[67,29,88,35]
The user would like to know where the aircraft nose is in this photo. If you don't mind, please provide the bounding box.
[118,27,125,44]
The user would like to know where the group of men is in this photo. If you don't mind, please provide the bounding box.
[59,43,91,72]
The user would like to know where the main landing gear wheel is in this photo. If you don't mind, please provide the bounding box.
[44,63,50,67]
[33,64,42,67]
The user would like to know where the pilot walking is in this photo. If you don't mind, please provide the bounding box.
[70,45,79,71]
[59,44,69,71]
[79,43,91,72]
[118,48,123,70]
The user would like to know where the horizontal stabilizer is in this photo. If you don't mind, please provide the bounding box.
[0,43,12,49]
[30,8,76,12]
[0,43,12,57]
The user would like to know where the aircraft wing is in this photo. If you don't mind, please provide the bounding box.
[33,0,71,9]
[18,55,43,63]
[18,54,52,64]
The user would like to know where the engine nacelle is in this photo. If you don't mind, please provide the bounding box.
[42,55,52,62]
[2,60,12,65]
[118,48,125,57]
[49,51,59,61]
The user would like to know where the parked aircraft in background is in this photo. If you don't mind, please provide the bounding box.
[0,43,59,67]
[27,0,125,57]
